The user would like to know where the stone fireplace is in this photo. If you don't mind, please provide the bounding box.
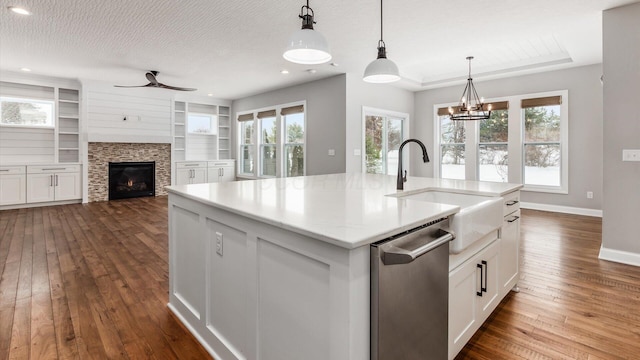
[88,142,170,202]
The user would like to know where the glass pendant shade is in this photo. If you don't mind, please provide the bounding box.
[283,28,332,65]
[363,46,400,83]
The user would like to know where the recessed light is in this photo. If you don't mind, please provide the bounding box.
[20,67,31,72]
[207,93,213,97]
[8,6,31,15]
[280,69,289,74]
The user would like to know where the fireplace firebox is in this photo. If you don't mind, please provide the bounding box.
[108,162,155,200]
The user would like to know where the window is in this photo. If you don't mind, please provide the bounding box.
[187,113,217,134]
[283,108,305,177]
[434,91,568,193]
[238,113,255,175]
[363,108,406,175]
[479,104,509,182]
[522,96,563,188]
[237,102,305,178]
[0,97,54,127]
[258,110,277,177]
[439,114,465,180]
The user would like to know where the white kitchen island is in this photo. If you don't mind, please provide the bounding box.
[166,173,522,360]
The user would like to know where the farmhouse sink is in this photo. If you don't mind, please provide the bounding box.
[400,191,503,253]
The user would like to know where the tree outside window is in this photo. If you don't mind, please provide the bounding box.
[365,112,404,175]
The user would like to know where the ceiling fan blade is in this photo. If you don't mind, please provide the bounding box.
[114,84,149,88]
[158,83,197,91]
[145,71,160,86]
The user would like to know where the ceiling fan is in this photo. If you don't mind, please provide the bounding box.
[114,71,197,91]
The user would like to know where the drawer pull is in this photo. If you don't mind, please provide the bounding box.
[0,169,9,172]
[42,168,67,171]
[506,215,520,223]
[506,200,519,206]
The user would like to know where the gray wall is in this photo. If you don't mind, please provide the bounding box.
[602,3,640,254]
[345,74,415,173]
[414,64,604,210]
[232,75,347,176]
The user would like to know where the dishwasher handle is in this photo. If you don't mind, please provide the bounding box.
[382,230,454,265]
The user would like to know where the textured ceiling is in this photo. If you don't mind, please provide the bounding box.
[0,0,638,99]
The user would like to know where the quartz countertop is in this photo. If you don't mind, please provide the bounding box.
[166,173,523,249]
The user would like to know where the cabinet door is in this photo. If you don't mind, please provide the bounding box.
[27,173,55,203]
[207,167,220,183]
[476,241,500,320]
[449,257,479,359]
[192,168,207,184]
[176,169,192,185]
[500,210,520,297]
[219,166,235,182]
[55,172,81,201]
[0,174,26,205]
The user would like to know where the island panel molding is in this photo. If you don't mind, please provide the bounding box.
[87,142,170,202]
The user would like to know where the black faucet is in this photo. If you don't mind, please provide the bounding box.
[397,139,430,190]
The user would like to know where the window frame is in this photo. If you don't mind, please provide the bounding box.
[0,96,56,129]
[433,90,569,194]
[236,101,306,179]
[237,117,255,177]
[186,112,217,135]
[361,106,409,175]
[283,111,306,178]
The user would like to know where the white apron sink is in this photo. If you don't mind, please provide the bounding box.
[400,191,503,253]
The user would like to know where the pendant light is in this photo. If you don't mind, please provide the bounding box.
[363,0,400,83]
[283,0,332,65]
[448,56,491,121]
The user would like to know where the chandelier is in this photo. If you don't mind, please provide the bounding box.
[448,56,491,121]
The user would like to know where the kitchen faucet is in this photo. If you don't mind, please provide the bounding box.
[397,139,430,190]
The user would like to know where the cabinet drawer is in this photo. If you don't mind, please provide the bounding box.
[503,191,520,216]
[208,160,235,168]
[27,164,80,174]
[0,166,26,175]
[176,161,207,169]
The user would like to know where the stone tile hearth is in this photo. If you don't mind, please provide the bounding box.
[88,142,170,202]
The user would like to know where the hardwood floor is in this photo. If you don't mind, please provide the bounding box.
[1,198,639,359]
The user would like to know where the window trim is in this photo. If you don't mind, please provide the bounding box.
[186,112,217,135]
[433,90,569,194]
[361,106,410,175]
[236,101,306,179]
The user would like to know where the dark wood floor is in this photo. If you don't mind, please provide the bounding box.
[1,197,639,359]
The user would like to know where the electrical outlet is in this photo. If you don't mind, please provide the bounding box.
[353,149,361,156]
[328,149,335,156]
[622,149,640,162]
[215,232,223,256]
[587,191,593,199]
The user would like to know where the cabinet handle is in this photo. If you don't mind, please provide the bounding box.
[477,260,488,296]
[481,260,488,293]
[506,200,519,206]
[506,215,520,223]
[476,263,484,297]
[42,167,66,171]
[50,175,53,187]
[0,169,9,172]
[55,175,58,186]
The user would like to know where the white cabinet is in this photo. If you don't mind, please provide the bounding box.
[176,161,208,185]
[57,88,80,163]
[449,239,500,359]
[448,189,521,359]
[500,191,521,297]
[208,160,235,183]
[0,166,27,206]
[26,165,81,203]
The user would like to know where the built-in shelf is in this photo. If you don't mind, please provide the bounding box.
[57,88,80,163]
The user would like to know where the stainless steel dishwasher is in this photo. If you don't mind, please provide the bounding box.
[371,218,454,360]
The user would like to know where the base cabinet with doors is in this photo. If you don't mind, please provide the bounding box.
[26,164,82,203]
[448,190,521,359]
[175,160,235,185]
[207,160,235,183]
[0,166,27,206]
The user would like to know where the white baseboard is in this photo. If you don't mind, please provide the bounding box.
[598,247,640,267]
[520,202,602,217]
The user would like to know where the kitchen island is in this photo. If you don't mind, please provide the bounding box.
[166,173,522,360]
